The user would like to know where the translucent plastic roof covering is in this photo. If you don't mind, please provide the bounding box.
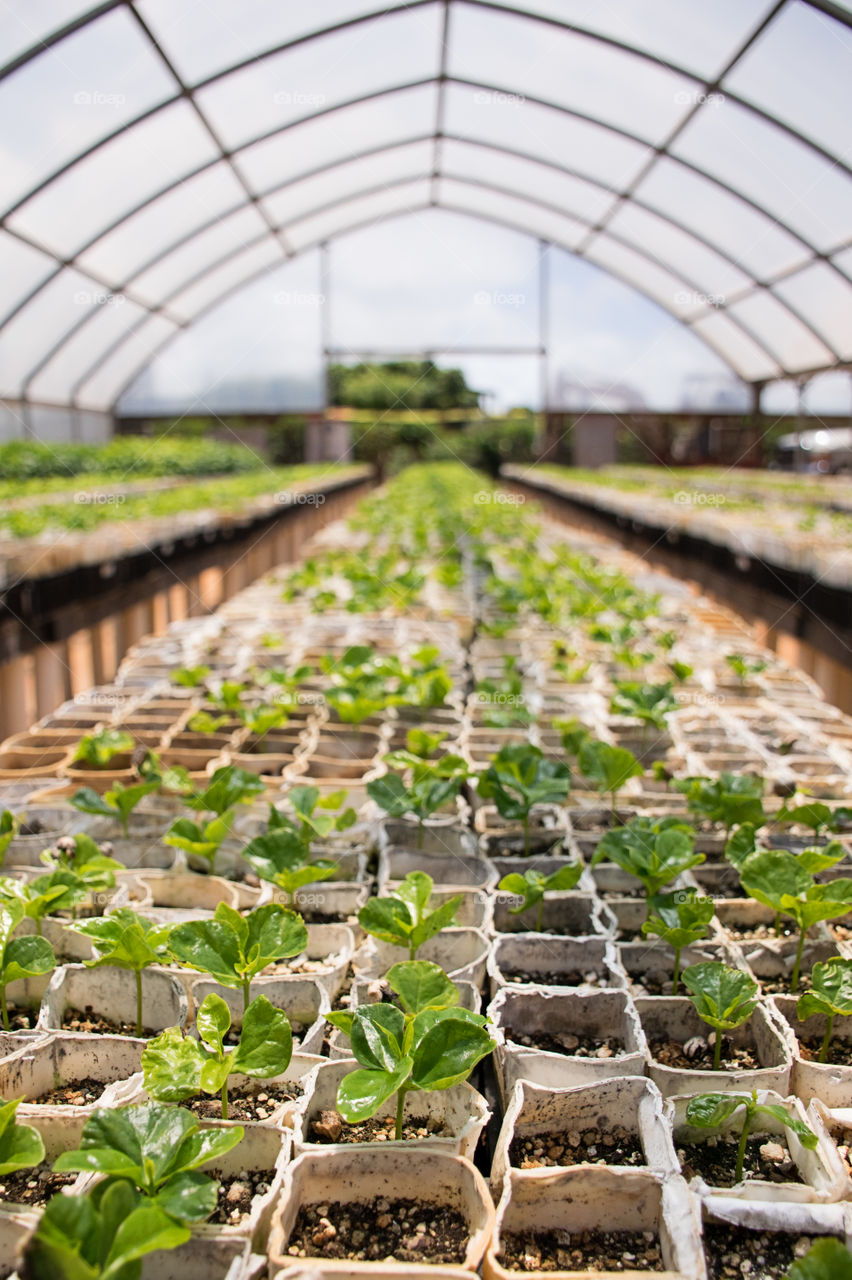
[1,0,849,412]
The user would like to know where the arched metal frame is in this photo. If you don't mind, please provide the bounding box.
[1,0,850,416]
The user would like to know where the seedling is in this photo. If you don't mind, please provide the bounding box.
[0,810,20,866]
[241,829,339,907]
[368,753,470,849]
[740,850,852,991]
[796,957,852,1062]
[172,665,211,688]
[388,728,447,761]
[183,764,266,816]
[682,961,759,1069]
[552,718,592,756]
[592,824,703,901]
[674,773,766,839]
[0,898,55,1031]
[70,780,160,836]
[239,703,289,737]
[282,785,357,843]
[785,1238,852,1278]
[610,681,677,749]
[669,660,694,683]
[0,1096,45,1174]
[53,1101,243,1223]
[684,1090,816,1183]
[498,865,584,932]
[65,909,172,1037]
[397,646,453,709]
[358,871,462,961]
[142,992,292,1119]
[725,653,768,686]
[775,800,852,841]
[326,961,492,1140]
[20,1179,189,1280]
[71,729,135,769]
[478,743,571,854]
[641,890,716,991]
[578,739,643,822]
[185,710,231,735]
[0,834,122,931]
[163,810,236,875]
[167,901,307,1010]
[208,680,249,712]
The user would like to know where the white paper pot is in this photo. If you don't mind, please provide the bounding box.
[492,893,613,938]
[487,935,625,998]
[636,998,791,1100]
[770,993,852,1109]
[490,1076,679,1193]
[39,963,189,1038]
[379,820,476,858]
[484,1167,706,1280]
[379,850,496,892]
[267,1149,495,1275]
[254,924,354,1003]
[192,1120,291,1250]
[139,1234,257,1280]
[700,1198,849,1274]
[295,1058,490,1161]
[134,870,242,912]
[489,988,648,1103]
[667,1087,848,1204]
[363,928,490,987]
[1,1032,143,1117]
[617,941,733,1000]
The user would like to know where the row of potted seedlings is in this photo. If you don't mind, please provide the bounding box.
[0,464,851,1275]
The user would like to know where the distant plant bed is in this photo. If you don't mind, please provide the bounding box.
[0,437,265,482]
[0,465,354,541]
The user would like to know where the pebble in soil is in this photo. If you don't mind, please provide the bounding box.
[208,1170,272,1226]
[309,1109,450,1144]
[721,922,799,944]
[500,1227,663,1272]
[703,1226,820,1280]
[833,1129,852,1179]
[184,1083,302,1123]
[60,1007,156,1038]
[287,1198,468,1264]
[32,1079,106,1106]
[1,1007,38,1031]
[0,1165,77,1207]
[501,968,608,988]
[510,1125,645,1169]
[678,1134,804,1186]
[797,1034,852,1066]
[508,1029,625,1059]
[650,1036,760,1071]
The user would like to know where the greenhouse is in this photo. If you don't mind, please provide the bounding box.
[0,3,852,1278]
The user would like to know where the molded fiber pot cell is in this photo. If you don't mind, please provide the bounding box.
[1,1033,143,1118]
[39,963,189,1039]
[267,1149,495,1275]
[487,934,625,999]
[491,893,613,938]
[666,1088,849,1204]
[295,1058,490,1161]
[484,1167,706,1280]
[363,928,490,988]
[490,1076,678,1193]
[770,993,852,1109]
[488,989,647,1104]
[378,849,496,892]
[636,998,791,1101]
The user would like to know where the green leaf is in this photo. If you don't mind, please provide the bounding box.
[410,1016,493,1091]
[0,1097,44,1175]
[386,961,459,1015]
[358,896,413,949]
[797,957,852,1021]
[196,992,230,1056]
[410,893,463,954]
[367,774,413,818]
[70,788,118,820]
[141,1027,207,1101]
[350,1004,406,1072]
[336,1061,414,1124]
[756,1104,818,1150]
[153,1169,218,1224]
[785,1238,852,1279]
[578,740,643,796]
[682,961,758,1033]
[3,934,55,984]
[684,1093,744,1130]
[167,918,244,989]
[231,995,293,1078]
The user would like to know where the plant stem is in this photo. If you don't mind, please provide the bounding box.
[221,1079,229,1121]
[611,791,618,826]
[819,1014,835,1064]
[713,1031,722,1070]
[395,1089,405,1141]
[135,968,143,1038]
[36,918,42,937]
[734,1109,752,1182]
[672,948,682,994]
[0,986,8,1033]
[791,927,806,993]
[523,814,530,857]
[243,978,251,1012]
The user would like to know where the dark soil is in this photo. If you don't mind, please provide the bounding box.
[510,1125,645,1169]
[33,1078,107,1106]
[60,1006,155,1038]
[508,1029,625,1059]
[721,922,799,943]
[650,1037,760,1071]
[308,1109,449,1144]
[831,1128,852,1179]
[184,1081,302,1122]
[298,909,351,926]
[2,1007,38,1031]
[679,1134,804,1186]
[703,1225,821,1279]
[209,1169,272,1226]
[797,1033,852,1065]
[0,1164,77,1206]
[501,967,608,987]
[753,971,813,996]
[500,1227,663,1272]
[285,1197,469,1264]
